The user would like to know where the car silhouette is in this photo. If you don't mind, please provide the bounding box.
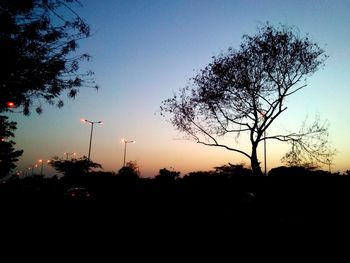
[64,187,92,200]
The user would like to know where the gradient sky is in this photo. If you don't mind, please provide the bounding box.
[9,0,350,177]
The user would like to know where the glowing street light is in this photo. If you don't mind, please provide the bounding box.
[38,159,51,176]
[64,152,76,160]
[81,119,102,163]
[6,102,15,108]
[121,139,135,167]
[25,167,31,177]
[33,164,38,176]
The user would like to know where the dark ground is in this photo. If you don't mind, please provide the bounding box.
[1,175,350,251]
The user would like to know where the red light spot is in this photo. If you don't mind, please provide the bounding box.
[6,102,15,108]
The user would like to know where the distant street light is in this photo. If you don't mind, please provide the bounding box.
[25,167,31,177]
[33,164,38,176]
[82,119,102,164]
[38,160,44,176]
[38,159,51,176]
[64,152,76,160]
[121,139,135,167]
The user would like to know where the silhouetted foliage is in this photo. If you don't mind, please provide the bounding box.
[281,115,335,168]
[213,163,252,177]
[49,156,102,177]
[161,23,333,176]
[0,0,97,115]
[0,115,23,178]
[268,165,332,177]
[268,166,311,177]
[155,168,180,181]
[117,161,140,179]
[2,161,350,231]
[184,170,213,179]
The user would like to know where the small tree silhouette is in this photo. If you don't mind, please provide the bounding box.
[213,163,252,177]
[118,161,140,179]
[49,156,102,178]
[155,168,180,181]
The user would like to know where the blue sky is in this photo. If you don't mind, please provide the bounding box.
[10,0,350,177]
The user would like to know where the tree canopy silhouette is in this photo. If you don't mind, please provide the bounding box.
[0,0,97,115]
[161,24,333,176]
[155,168,180,181]
[0,116,23,178]
[118,161,140,179]
[49,156,102,177]
[213,163,252,177]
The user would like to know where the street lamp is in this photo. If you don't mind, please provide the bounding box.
[25,167,31,177]
[258,110,267,176]
[82,119,102,164]
[64,152,76,160]
[38,159,51,176]
[121,139,135,167]
[33,164,38,176]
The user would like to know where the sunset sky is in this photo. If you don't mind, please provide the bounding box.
[9,0,350,177]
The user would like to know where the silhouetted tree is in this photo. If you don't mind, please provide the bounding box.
[269,165,333,177]
[161,24,333,176]
[118,161,140,179]
[213,163,252,177]
[183,170,213,180]
[49,156,102,177]
[0,115,23,178]
[155,168,180,181]
[0,0,97,115]
[268,166,312,177]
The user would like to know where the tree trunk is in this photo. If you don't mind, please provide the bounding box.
[251,144,264,176]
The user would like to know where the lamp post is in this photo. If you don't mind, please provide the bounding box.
[33,164,38,176]
[121,139,135,167]
[38,159,50,176]
[64,152,76,160]
[25,167,31,177]
[82,119,102,164]
[38,160,44,176]
[258,110,267,176]
[263,130,267,176]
